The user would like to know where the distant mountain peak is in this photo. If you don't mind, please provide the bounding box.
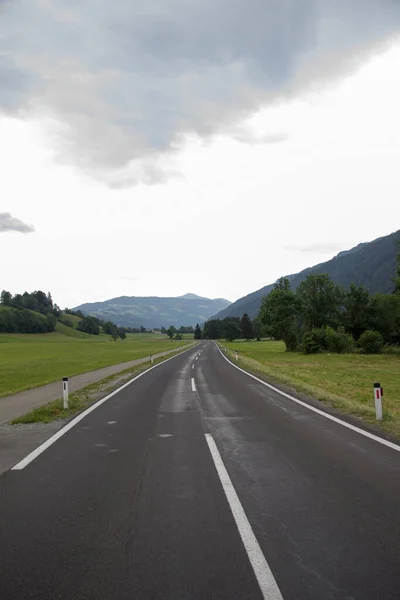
[74,293,231,328]
[179,293,205,300]
[179,292,231,303]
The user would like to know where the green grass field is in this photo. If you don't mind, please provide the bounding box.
[0,332,191,398]
[55,322,91,338]
[59,312,82,328]
[222,340,400,438]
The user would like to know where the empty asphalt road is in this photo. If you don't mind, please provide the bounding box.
[1,342,399,599]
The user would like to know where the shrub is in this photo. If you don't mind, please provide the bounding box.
[301,328,327,354]
[358,330,384,354]
[325,326,355,354]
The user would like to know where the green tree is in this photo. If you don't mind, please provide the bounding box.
[224,318,241,342]
[102,321,118,338]
[12,293,25,308]
[371,293,400,344]
[203,319,223,339]
[343,283,373,339]
[259,278,299,351]
[296,274,342,331]
[45,314,57,332]
[252,316,262,341]
[240,313,253,340]
[77,316,100,335]
[1,290,12,306]
[194,323,202,340]
[166,326,175,339]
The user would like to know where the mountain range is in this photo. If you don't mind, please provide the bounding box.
[212,229,400,320]
[74,294,231,329]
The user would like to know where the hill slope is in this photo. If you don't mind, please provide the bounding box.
[213,230,400,320]
[74,294,231,329]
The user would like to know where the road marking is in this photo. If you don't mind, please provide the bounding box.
[205,434,283,600]
[216,344,400,453]
[191,377,196,392]
[192,364,195,369]
[12,346,198,471]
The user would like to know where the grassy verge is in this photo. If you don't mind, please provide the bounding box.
[0,332,193,397]
[220,340,400,439]
[11,347,193,424]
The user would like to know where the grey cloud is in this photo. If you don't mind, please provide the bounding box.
[0,57,39,111]
[1,1,400,186]
[285,242,346,253]
[0,213,35,234]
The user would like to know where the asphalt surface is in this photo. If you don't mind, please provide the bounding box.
[0,343,192,424]
[1,342,399,599]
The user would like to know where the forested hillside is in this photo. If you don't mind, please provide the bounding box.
[213,230,400,320]
[0,289,125,338]
[203,251,400,355]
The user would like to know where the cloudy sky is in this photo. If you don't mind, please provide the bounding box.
[1,1,400,308]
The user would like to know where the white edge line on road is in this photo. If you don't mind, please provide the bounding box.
[205,434,283,600]
[12,345,200,471]
[216,344,400,453]
[191,377,196,392]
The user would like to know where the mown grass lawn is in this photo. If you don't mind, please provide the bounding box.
[0,332,188,397]
[222,340,400,438]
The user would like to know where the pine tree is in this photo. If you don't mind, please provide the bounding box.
[194,323,202,340]
[240,313,253,340]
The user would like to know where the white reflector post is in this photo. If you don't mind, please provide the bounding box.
[63,377,69,410]
[374,382,382,421]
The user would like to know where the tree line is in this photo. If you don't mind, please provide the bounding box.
[202,313,261,341]
[0,290,125,338]
[201,251,400,354]
[0,290,61,333]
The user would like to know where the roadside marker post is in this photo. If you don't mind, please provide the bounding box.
[374,382,383,421]
[150,354,154,364]
[62,377,69,410]
[235,350,238,362]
